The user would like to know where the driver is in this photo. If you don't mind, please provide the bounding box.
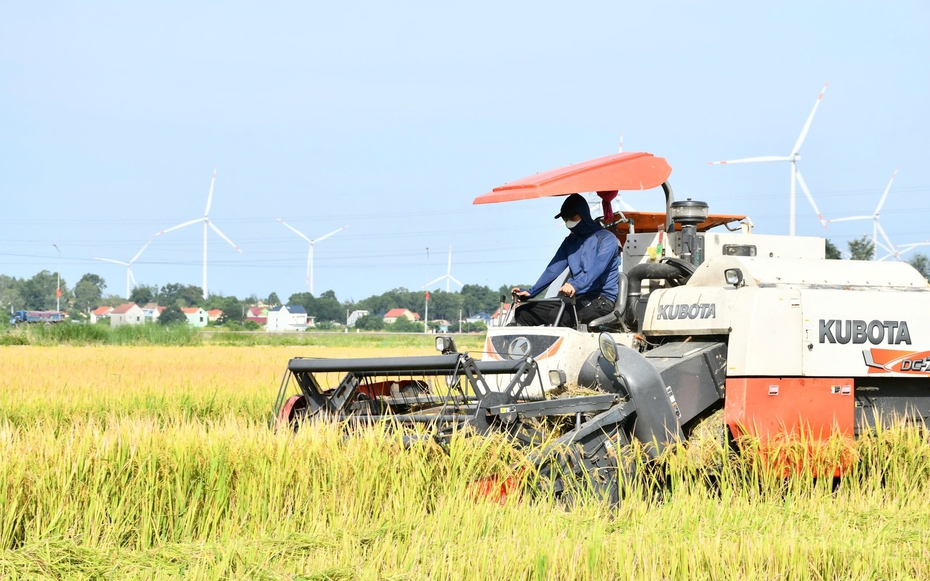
[511,193,619,327]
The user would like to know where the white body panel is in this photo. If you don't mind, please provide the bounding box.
[481,325,638,396]
[644,255,930,378]
[623,231,825,273]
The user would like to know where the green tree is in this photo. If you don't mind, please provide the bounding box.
[0,275,24,312]
[159,283,203,308]
[824,239,842,260]
[908,253,930,279]
[289,290,344,323]
[266,292,281,306]
[204,294,244,322]
[355,314,384,331]
[316,290,344,322]
[460,321,487,333]
[130,284,158,305]
[847,236,875,261]
[499,284,530,301]
[460,284,501,317]
[158,305,188,326]
[100,293,125,308]
[20,270,71,311]
[73,273,107,312]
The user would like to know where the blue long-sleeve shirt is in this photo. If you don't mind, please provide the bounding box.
[527,229,620,302]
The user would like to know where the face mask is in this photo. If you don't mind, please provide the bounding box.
[564,219,580,229]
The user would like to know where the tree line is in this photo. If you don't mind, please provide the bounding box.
[5,235,926,325]
[0,271,525,327]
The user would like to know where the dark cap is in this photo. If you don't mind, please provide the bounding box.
[554,193,587,219]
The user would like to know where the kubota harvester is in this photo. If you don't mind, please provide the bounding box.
[274,152,930,498]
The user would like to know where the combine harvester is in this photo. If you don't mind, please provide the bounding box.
[274,152,930,499]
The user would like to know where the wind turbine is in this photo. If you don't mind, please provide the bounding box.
[154,168,244,299]
[93,240,152,299]
[827,168,898,260]
[709,83,829,235]
[276,219,349,295]
[875,241,928,261]
[422,246,463,292]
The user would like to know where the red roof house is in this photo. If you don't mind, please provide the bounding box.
[90,306,113,324]
[383,308,421,324]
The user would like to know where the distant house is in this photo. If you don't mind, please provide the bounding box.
[466,312,492,325]
[347,309,369,327]
[383,308,421,324]
[206,309,224,322]
[246,306,268,325]
[266,305,309,332]
[110,303,144,327]
[489,303,512,326]
[141,303,164,323]
[90,306,113,324]
[181,307,209,328]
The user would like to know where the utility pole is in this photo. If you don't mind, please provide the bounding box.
[425,247,431,334]
[458,308,462,333]
[53,244,61,313]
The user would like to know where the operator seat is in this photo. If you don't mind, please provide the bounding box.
[588,272,629,329]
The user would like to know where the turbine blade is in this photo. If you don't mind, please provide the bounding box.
[204,167,217,216]
[276,218,313,243]
[312,224,349,244]
[128,268,137,287]
[446,246,452,276]
[794,169,828,229]
[826,216,873,224]
[448,276,463,287]
[619,196,636,212]
[900,240,930,251]
[791,82,828,155]
[155,218,202,237]
[129,240,152,264]
[618,132,624,153]
[874,167,898,215]
[421,275,446,289]
[208,221,244,254]
[93,257,130,266]
[708,156,792,165]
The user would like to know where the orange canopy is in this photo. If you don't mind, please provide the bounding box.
[474,152,672,205]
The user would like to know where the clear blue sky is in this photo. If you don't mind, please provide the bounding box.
[2,1,928,302]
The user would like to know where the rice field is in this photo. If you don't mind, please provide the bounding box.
[2,345,930,580]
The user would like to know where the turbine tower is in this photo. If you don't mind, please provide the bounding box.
[276,219,349,295]
[827,168,898,260]
[93,240,152,299]
[154,168,244,299]
[709,83,829,236]
[422,246,463,292]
